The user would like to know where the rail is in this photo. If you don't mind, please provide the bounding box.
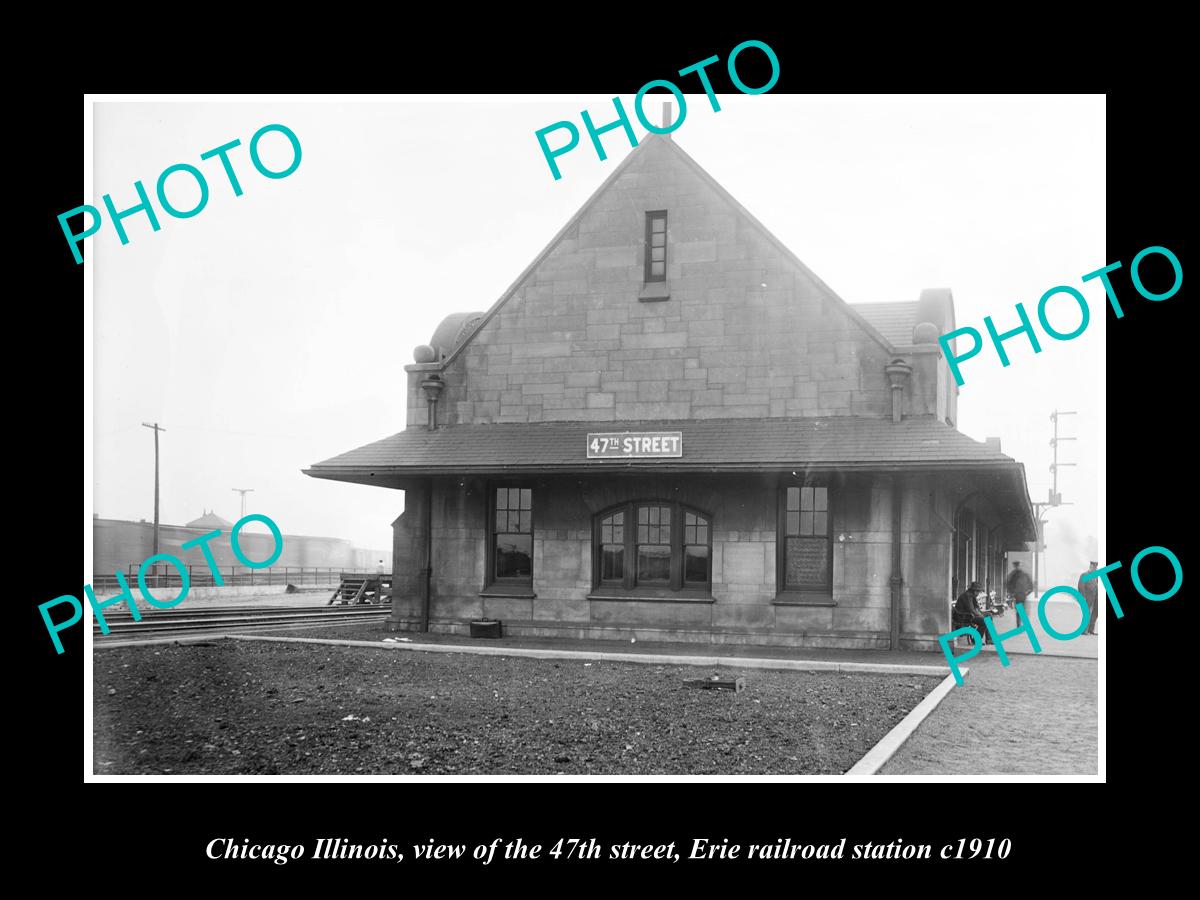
[91,602,392,638]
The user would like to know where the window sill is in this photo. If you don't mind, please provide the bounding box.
[773,592,836,607]
[588,588,713,603]
[480,583,536,600]
[638,282,670,302]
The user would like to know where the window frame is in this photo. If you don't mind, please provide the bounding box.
[592,499,711,594]
[776,483,834,597]
[486,483,534,587]
[644,210,668,283]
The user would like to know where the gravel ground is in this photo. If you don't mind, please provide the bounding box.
[93,640,939,775]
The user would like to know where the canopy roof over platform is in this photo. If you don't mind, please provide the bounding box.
[304,417,1037,541]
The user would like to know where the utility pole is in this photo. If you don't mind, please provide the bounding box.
[1049,409,1078,508]
[1033,409,1077,590]
[141,422,166,557]
[232,487,255,520]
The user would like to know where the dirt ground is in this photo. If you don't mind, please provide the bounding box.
[92,640,939,775]
[880,654,1097,775]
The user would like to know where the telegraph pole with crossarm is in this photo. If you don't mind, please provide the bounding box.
[232,487,255,520]
[1032,409,1077,591]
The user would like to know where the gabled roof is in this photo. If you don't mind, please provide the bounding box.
[434,134,898,369]
[185,510,233,529]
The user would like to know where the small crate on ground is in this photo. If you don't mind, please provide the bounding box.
[683,675,745,693]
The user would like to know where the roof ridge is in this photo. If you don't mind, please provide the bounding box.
[657,138,897,354]
[437,137,664,369]
[439,134,902,368]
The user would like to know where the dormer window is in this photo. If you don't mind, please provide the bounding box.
[644,210,667,282]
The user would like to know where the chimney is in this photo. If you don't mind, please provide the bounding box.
[884,359,913,424]
[985,436,1002,452]
[663,102,673,135]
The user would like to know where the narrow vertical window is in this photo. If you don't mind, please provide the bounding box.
[644,210,667,282]
[599,510,625,583]
[493,487,532,581]
[636,504,672,583]
[683,511,711,586]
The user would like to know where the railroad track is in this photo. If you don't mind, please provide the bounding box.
[92,603,391,639]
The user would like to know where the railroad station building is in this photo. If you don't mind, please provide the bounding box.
[304,132,1037,651]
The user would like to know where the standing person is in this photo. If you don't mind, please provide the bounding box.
[1079,560,1100,635]
[1006,561,1034,623]
[953,581,993,644]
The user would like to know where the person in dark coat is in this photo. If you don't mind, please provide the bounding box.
[1078,560,1100,635]
[1006,561,1034,622]
[953,581,992,644]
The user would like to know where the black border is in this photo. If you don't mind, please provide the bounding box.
[25,21,1191,887]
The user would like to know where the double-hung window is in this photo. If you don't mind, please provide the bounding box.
[490,487,533,584]
[644,211,667,282]
[778,485,832,594]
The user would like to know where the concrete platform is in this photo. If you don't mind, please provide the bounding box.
[95,626,951,675]
[231,633,950,676]
[280,628,950,670]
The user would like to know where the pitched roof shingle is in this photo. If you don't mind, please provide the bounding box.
[851,301,921,349]
[305,416,1017,476]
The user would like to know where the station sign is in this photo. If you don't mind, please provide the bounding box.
[586,431,683,459]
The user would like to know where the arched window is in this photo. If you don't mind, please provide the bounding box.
[594,501,711,593]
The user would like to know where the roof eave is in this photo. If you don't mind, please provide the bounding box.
[305,459,1027,479]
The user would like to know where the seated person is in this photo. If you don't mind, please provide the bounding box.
[952,581,993,645]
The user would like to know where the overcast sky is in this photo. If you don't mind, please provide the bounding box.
[90,95,1104,586]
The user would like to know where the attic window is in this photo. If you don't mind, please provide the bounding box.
[644,210,667,282]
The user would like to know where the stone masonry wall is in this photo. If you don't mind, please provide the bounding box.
[407,138,906,428]
[389,473,954,650]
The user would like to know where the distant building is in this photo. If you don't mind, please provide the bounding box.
[92,512,391,577]
[305,133,1036,651]
[185,509,233,530]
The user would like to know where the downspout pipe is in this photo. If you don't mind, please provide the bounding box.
[421,478,433,633]
[421,375,445,431]
[890,477,903,650]
[885,359,912,424]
